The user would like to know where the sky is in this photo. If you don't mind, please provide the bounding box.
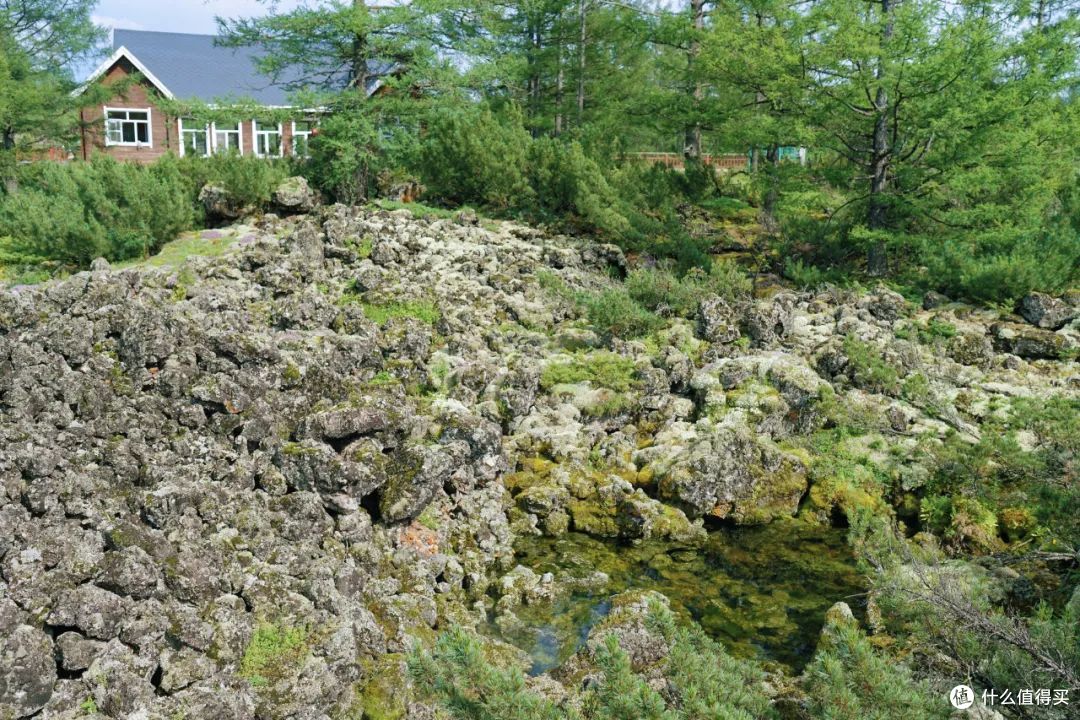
[79,0,303,78]
[90,0,302,36]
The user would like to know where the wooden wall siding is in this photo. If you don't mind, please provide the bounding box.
[81,59,309,162]
[80,60,175,163]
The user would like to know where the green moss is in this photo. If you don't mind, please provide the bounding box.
[240,622,310,688]
[80,696,99,715]
[417,505,441,531]
[369,199,461,220]
[280,441,320,456]
[116,229,237,270]
[366,371,398,388]
[355,655,408,720]
[360,300,441,326]
[540,352,638,393]
[281,363,302,384]
[737,456,808,524]
[566,497,621,537]
[356,234,373,259]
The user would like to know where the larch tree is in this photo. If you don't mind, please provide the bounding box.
[0,0,105,183]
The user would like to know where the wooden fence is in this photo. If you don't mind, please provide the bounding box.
[629,152,749,172]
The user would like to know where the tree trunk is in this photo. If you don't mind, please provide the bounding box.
[527,15,542,136]
[350,0,369,94]
[867,0,893,277]
[556,10,565,137]
[684,0,704,159]
[762,143,779,233]
[577,0,587,126]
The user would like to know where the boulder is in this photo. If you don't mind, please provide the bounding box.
[198,183,244,222]
[0,626,55,718]
[990,322,1071,360]
[744,293,796,347]
[921,291,950,310]
[379,444,453,523]
[646,424,807,523]
[1017,292,1075,330]
[272,176,317,213]
[698,295,742,345]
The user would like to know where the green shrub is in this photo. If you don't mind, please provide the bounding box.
[917,229,1079,306]
[582,287,662,339]
[626,262,750,318]
[541,352,638,392]
[177,153,293,212]
[408,627,564,720]
[804,618,950,720]
[411,603,776,720]
[527,138,631,237]
[842,335,901,395]
[0,155,193,266]
[417,105,532,210]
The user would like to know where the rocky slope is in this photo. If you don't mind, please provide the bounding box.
[0,205,1077,719]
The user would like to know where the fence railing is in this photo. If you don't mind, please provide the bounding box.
[628,152,749,171]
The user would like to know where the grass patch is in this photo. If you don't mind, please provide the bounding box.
[240,622,310,688]
[370,200,461,220]
[359,300,441,326]
[541,351,638,392]
[116,229,239,270]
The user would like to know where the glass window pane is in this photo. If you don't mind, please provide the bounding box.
[122,123,135,143]
[107,110,126,120]
[136,123,148,143]
[129,111,148,121]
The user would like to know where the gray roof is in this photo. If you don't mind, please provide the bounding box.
[112,29,393,105]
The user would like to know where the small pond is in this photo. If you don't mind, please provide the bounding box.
[502,520,865,674]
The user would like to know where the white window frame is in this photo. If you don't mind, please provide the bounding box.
[252,120,283,158]
[211,121,244,156]
[178,117,211,158]
[291,120,314,158]
[104,106,153,148]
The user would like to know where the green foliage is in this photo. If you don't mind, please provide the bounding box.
[359,300,441,326]
[177,153,293,212]
[626,261,750,317]
[841,336,901,396]
[412,603,776,720]
[527,138,630,237]
[417,105,532,210]
[541,352,638,392]
[0,156,194,267]
[918,396,1080,549]
[408,627,566,720]
[919,495,1002,553]
[240,622,310,688]
[804,619,950,720]
[581,287,663,339]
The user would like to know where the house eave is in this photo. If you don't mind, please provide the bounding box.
[72,46,176,100]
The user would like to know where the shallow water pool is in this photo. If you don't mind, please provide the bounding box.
[504,520,865,674]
